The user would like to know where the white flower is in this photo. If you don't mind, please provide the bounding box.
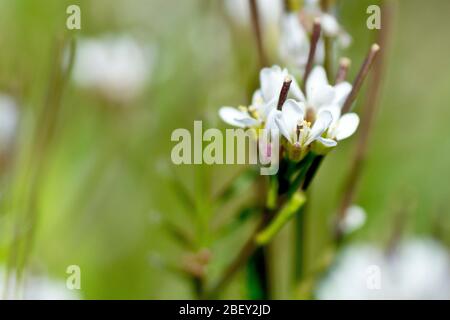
[224,0,282,30]
[279,13,310,70]
[317,239,450,300]
[303,0,352,47]
[72,35,155,103]
[0,267,80,300]
[304,66,358,148]
[269,99,332,147]
[279,13,325,72]
[0,94,19,150]
[340,205,367,235]
[219,65,303,129]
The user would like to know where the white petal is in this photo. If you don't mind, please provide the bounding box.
[321,13,340,37]
[318,137,337,147]
[281,13,308,53]
[264,109,281,132]
[314,38,325,65]
[258,97,277,120]
[238,117,261,127]
[309,84,335,110]
[335,113,359,141]
[333,82,352,107]
[281,99,305,134]
[219,107,258,128]
[266,109,287,142]
[279,13,310,70]
[306,66,329,100]
[260,65,285,102]
[288,77,306,101]
[251,89,264,106]
[275,116,292,143]
[318,105,341,128]
[306,110,332,145]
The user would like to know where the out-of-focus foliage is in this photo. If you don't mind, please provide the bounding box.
[0,0,448,299]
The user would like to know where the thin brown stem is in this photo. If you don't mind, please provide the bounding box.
[323,36,333,80]
[206,214,270,297]
[335,0,394,241]
[341,43,380,114]
[335,57,351,84]
[249,0,268,68]
[302,19,321,92]
[320,0,333,79]
[277,78,292,110]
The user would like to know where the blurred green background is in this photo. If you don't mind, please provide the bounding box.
[0,0,448,299]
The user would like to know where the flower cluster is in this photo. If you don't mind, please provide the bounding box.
[279,0,351,73]
[219,64,359,162]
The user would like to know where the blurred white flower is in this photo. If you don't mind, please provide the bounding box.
[279,12,324,72]
[224,0,282,30]
[317,239,450,300]
[340,205,367,235]
[0,94,19,150]
[72,35,155,103]
[278,0,351,72]
[0,267,80,300]
[279,13,309,70]
[303,0,352,45]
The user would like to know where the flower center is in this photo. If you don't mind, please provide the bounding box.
[238,105,260,120]
[296,119,311,143]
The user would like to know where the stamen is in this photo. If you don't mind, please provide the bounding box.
[296,120,303,141]
[277,77,292,110]
[302,18,322,92]
[291,141,302,161]
[248,105,259,119]
[342,44,380,113]
[335,57,351,84]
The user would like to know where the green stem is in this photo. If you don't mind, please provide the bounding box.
[294,205,306,282]
[4,34,75,299]
[256,192,306,245]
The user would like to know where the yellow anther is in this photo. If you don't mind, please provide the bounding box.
[248,105,259,119]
